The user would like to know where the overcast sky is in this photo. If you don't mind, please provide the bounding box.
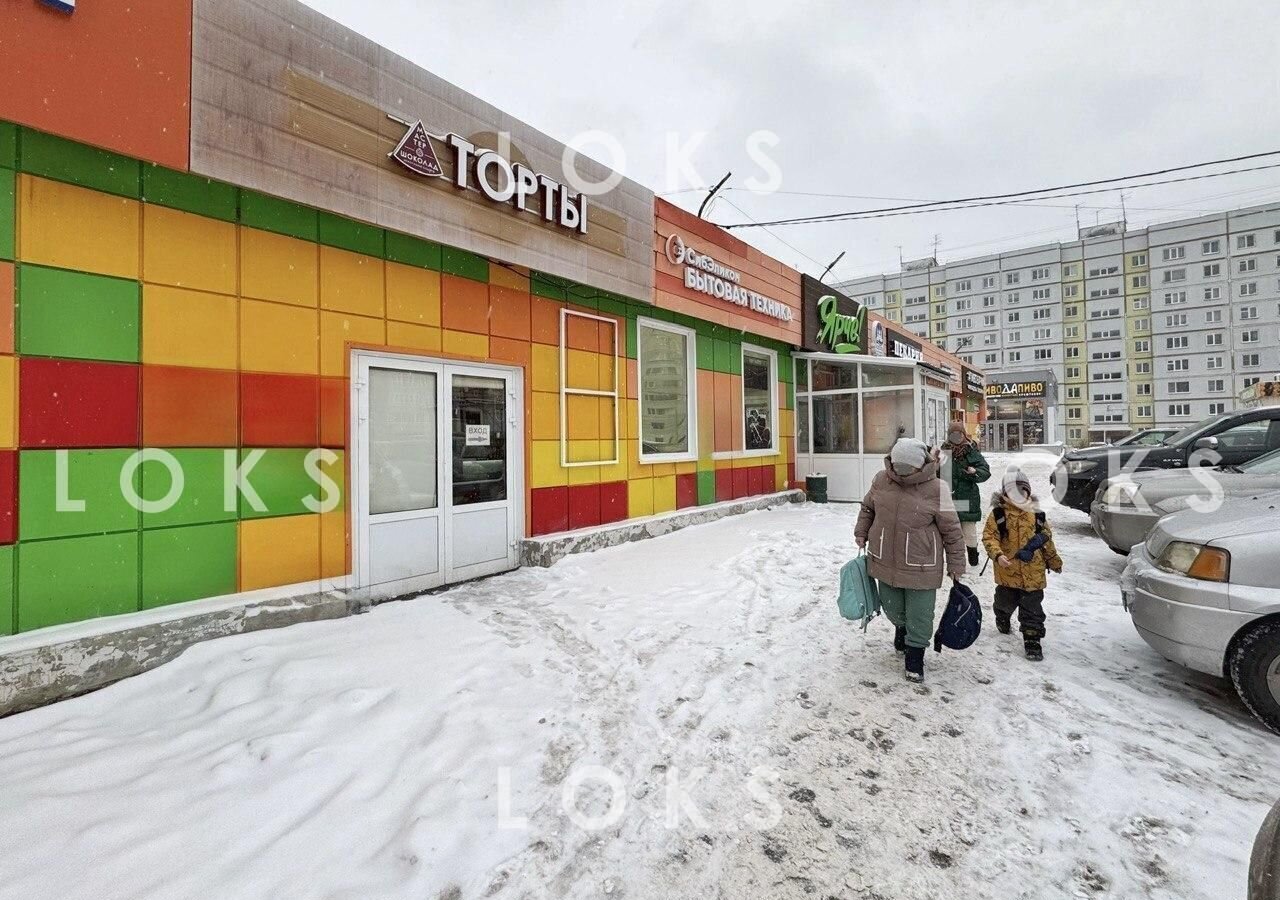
[302,0,1280,283]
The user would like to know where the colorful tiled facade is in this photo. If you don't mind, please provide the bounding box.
[0,123,795,635]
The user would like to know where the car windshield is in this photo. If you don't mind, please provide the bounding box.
[1162,412,1235,447]
[1238,447,1280,475]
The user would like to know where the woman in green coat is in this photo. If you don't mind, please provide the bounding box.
[942,424,991,566]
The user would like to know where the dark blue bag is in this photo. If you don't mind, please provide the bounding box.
[933,581,983,653]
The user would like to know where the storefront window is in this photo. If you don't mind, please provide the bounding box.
[796,358,809,391]
[812,394,858,453]
[863,389,916,454]
[638,319,696,459]
[796,397,810,454]
[861,364,914,388]
[742,345,777,453]
[451,375,508,505]
[811,361,857,391]
[369,367,438,515]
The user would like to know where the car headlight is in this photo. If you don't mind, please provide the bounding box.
[1065,459,1099,475]
[1101,482,1138,506]
[1155,541,1231,582]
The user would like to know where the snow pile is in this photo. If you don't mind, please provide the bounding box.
[0,453,1276,900]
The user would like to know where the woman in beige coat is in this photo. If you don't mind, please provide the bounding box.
[855,438,967,682]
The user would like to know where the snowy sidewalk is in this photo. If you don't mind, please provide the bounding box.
[1,454,1277,900]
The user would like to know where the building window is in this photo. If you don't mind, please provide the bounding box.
[1131,296,1149,310]
[982,276,996,288]
[1067,387,1082,400]
[1204,287,1221,301]
[1131,253,1147,266]
[1240,257,1257,273]
[1242,329,1260,344]
[1169,381,1190,395]
[1242,353,1260,367]
[1165,314,1188,328]
[1240,282,1258,296]
[1135,361,1152,375]
[1208,402,1226,415]
[1136,383,1152,396]
[1163,291,1186,305]
[1067,407,1082,421]
[741,345,777,455]
[933,286,945,298]
[1167,358,1189,372]
[1006,272,1021,285]
[1133,318,1149,332]
[637,318,697,460]
[1007,292,1020,304]
[1032,267,1050,280]
[1066,345,1080,359]
[982,294,996,307]
[1207,356,1224,370]
[1034,348,1053,360]
[1088,265,1120,277]
[984,353,998,365]
[1162,268,1186,283]
[1033,327,1052,340]
[1137,405,1153,418]
[1244,376,1261,388]
[1238,234,1256,249]
[1063,264,1078,278]
[1241,305,1259,320]
[955,279,971,292]
[1130,274,1148,289]
[956,299,972,311]
[1066,366,1081,379]
[1206,332,1223,346]
[1007,311,1021,323]
[1168,403,1192,417]
[1202,239,1221,255]
[1208,378,1225,393]
[1134,339,1150,353]
[1032,288,1051,301]
[1007,350,1022,363]
[1091,350,1122,361]
[1007,331,1021,343]
[1032,307,1051,320]
[1063,284,1080,298]
[1166,335,1189,349]
[1161,246,1185,261]
[1204,263,1220,277]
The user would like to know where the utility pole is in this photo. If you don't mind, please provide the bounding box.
[697,172,732,219]
[819,251,846,283]
[932,234,941,261]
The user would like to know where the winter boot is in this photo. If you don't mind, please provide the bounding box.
[995,612,1012,635]
[967,546,980,567]
[904,646,925,683]
[894,626,907,653]
[1023,628,1044,661]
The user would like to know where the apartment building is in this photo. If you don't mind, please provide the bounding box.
[837,202,1280,447]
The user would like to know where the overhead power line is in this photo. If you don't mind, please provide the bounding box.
[723,150,1280,229]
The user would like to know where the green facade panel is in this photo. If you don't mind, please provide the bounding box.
[17,264,140,362]
[239,190,319,242]
[141,522,238,609]
[140,449,237,529]
[0,122,16,170]
[238,448,321,519]
[695,333,715,371]
[18,532,140,631]
[385,230,442,269]
[19,128,142,199]
[696,470,717,506]
[0,545,12,636]
[531,272,567,302]
[0,167,13,260]
[440,246,489,282]
[318,211,385,257]
[19,449,141,540]
[141,164,239,222]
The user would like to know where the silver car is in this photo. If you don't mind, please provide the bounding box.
[1092,448,1280,554]
[1122,495,1280,733]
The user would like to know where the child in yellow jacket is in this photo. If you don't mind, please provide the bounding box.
[982,470,1063,661]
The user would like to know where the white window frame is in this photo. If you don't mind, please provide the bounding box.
[560,308,620,468]
[636,316,698,464]
[739,343,779,458]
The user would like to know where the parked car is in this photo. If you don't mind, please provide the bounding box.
[1111,427,1180,447]
[1054,407,1280,512]
[1252,794,1280,899]
[1121,495,1280,733]
[1092,447,1280,553]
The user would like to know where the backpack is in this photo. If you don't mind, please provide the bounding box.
[933,581,983,653]
[837,553,881,632]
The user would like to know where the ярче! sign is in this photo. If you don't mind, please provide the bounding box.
[800,275,864,352]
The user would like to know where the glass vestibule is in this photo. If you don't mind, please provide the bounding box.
[793,354,939,503]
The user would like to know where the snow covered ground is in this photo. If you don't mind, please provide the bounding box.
[1,453,1277,900]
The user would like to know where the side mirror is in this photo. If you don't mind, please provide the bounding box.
[1194,436,1219,451]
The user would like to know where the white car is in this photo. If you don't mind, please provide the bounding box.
[1122,495,1280,733]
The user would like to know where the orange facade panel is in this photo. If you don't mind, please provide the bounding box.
[0,0,192,171]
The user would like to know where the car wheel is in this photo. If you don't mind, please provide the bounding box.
[1229,620,1280,735]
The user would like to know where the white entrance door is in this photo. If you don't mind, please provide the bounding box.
[351,352,523,599]
[923,391,949,448]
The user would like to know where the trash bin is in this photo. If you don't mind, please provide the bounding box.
[805,473,828,504]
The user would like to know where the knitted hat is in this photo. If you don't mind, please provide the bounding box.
[947,424,969,444]
[889,438,930,472]
[1002,467,1032,496]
